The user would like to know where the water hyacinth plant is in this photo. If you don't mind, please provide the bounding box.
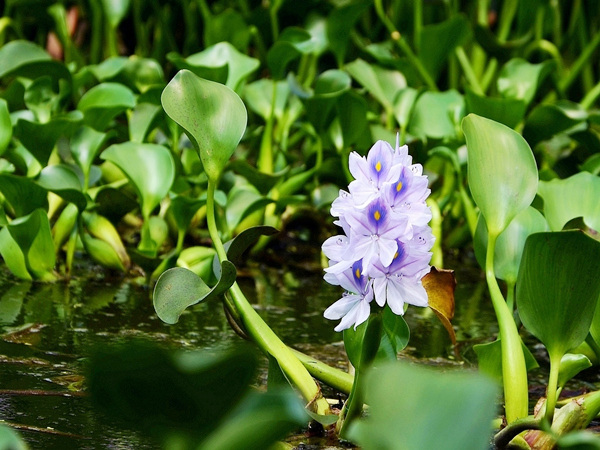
[322,138,433,331]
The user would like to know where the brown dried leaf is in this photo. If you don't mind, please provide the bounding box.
[423,267,457,349]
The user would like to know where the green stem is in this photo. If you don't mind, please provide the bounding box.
[581,80,600,109]
[506,279,516,313]
[494,417,541,449]
[373,0,437,91]
[496,0,518,43]
[206,179,329,415]
[455,47,484,95]
[413,0,422,54]
[559,30,600,92]
[257,82,277,174]
[291,348,354,394]
[89,0,102,63]
[545,351,562,425]
[427,198,443,268]
[582,390,600,426]
[339,314,383,436]
[486,232,529,423]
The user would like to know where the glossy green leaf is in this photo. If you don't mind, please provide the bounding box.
[7,208,56,281]
[161,70,247,182]
[169,42,259,91]
[77,82,136,130]
[168,195,205,235]
[36,164,87,211]
[88,342,257,442]
[465,90,527,129]
[14,111,83,164]
[463,114,538,236]
[100,0,130,28]
[347,362,498,450]
[225,183,273,232]
[0,99,11,156]
[129,103,161,143]
[243,79,289,121]
[0,173,48,217]
[153,262,237,324]
[382,307,410,354]
[419,15,471,80]
[0,227,32,280]
[89,57,128,81]
[122,57,165,93]
[517,231,600,358]
[558,354,592,390]
[177,246,217,284]
[498,59,554,105]
[80,232,127,271]
[101,142,175,219]
[199,388,308,450]
[70,126,109,185]
[473,339,539,385]
[81,211,130,270]
[523,101,588,148]
[474,207,549,283]
[345,59,406,111]
[224,225,279,266]
[343,319,368,368]
[0,40,70,82]
[538,172,600,232]
[410,90,464,140]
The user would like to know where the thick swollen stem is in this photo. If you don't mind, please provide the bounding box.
[486,232,529,423]
[206,180,330,415]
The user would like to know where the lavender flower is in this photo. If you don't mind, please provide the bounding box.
[323,139,434,331]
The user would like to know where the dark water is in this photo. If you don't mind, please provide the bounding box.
[0,251,499,449]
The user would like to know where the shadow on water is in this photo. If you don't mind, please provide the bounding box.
[0,249,500,448]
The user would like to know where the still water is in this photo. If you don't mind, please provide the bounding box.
[0,251,497,449]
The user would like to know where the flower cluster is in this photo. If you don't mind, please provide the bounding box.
[323,139,434,331]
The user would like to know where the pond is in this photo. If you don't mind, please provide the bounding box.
[0,249,525,449]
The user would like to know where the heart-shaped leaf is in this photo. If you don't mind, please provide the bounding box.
[538,172,600,232]
[517,231,600,358]
[36,164,88,211]
[101,142,175,219]
[161,70,247,182]
[463,114,538,236]
[77,82,136,130]
[153,261,237,324]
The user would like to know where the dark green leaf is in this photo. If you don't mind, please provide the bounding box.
[36,164,88,211]
[0,173,48,217]
[465,90,527,129]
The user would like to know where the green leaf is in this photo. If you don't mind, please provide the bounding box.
[24,76,57,123]
[474,207,549,283]
[224,225,279,266]
[77,82,136,130]
[227,159,287,195]
[70,126,109,184]
[463,114,538,236]
[14,111,84,165]
[153,262,237,324]
[558,354,592,390]
[88,342,258,442]
[337,90,369,148]
[523,100,588,148]
[392,87,418,130]
[0,173,48,217]
[100,0,130,28]
[161,70,247,182]
[410,90,464,140]
[129,103,162,143]
[538,172,600,232]
[168,195,206,235]
[0,99,12,157]
[225,183,273,232]
[497,59,554,105]
[419,15,471,80]
[304,69,351,132]
[347,362,498,450]
[517,231,600,358]
[203,8,250,53]
[473,339,539,385]
[326,0,371,66]
[465,90,527,129]
[343,319,368,368]
[101,142,175,219]
[199,388,308,450]
[168,42,259,92]
[382,307,410,355]
[0,424,28,450]
[0,227,32,280]
[345,59,406,111]
[557,431,600,449]
[0,40,71,83]
[267,27,316,80]
[7,208,56,281]
[36,164,88,211]
[243,79,290,121]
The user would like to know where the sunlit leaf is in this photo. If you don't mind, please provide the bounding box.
[538,172,600,232]
[153,262,237,324]
[423,267,457,346]
[161,70,247,182]
[347,362,497,450]
[77,82,136,130]
[129,103,162,143]
[558,354,592,390]
[517,231,600,358]
[225,183,273,232]
[101,142,175,219]
[463,114,538,236]
[498,59,554,105]
[0,40,70,82]
[169,42,259,91]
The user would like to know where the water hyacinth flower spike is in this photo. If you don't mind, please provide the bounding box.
[323,140,434,331]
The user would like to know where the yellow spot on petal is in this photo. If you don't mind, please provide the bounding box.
[374,210,381,221]
[393,252,399,259]
[375,161,382,172]
[355,268,361,279]
[396,181,403,192]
